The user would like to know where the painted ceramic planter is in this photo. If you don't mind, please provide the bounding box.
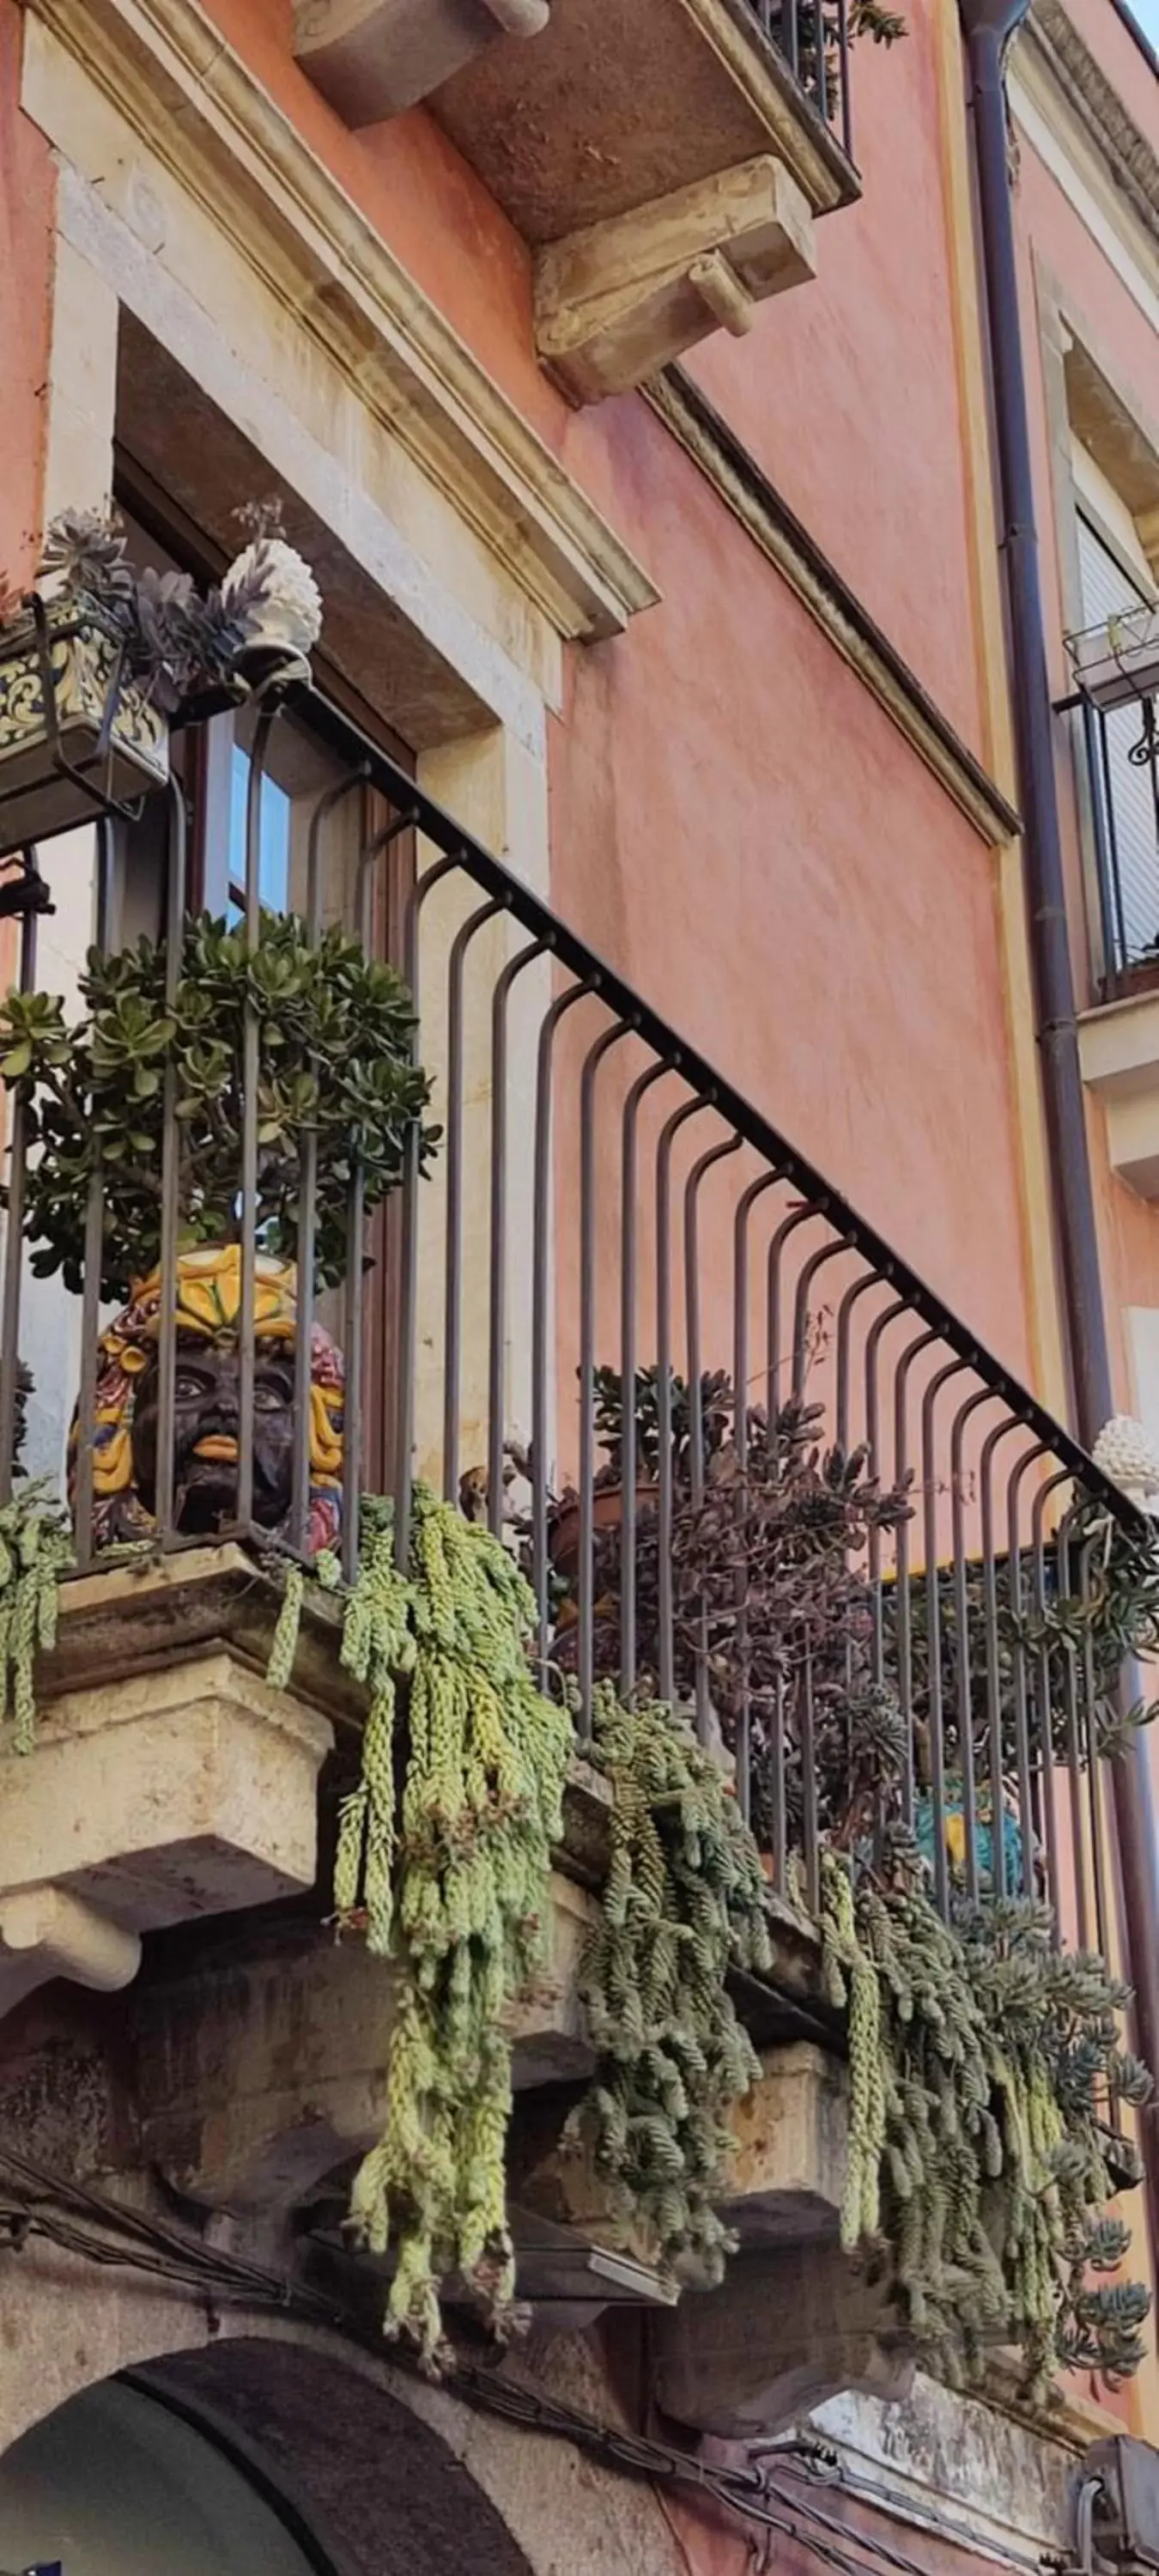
[914,1787,1029,1894]
[0,602,170,856]
[69,1242,345,1558]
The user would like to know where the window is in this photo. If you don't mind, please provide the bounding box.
[227,740,291,917]
[112,489,417,1492]
[191,696,366,929]
[1075,504,1159,975]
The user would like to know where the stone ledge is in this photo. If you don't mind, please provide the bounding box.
[432,0,859,243]
[1078,988,1159,1198]
[46,1545,361,1725]
[0,1647,333,2019]
[294,0,549,126]
[652,2240,913,2434]
[507,2038,848,2281]
[22,1548,834,2032]
[134,1870,600,2211]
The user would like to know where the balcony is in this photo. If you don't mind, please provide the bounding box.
[1059,665,1159,1195]
[294,0,859,399]
[0,671,1150,2423]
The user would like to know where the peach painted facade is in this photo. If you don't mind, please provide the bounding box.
[1010,0,1159,1402]
[185,0,1036,1369]
[1,0,1158,2559]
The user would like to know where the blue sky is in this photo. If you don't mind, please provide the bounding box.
[1124,0,1159,46]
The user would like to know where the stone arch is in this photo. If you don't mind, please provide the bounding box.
[0,2324,534,2576]
[0,2251,683,2576]
[139,2340,537,2576]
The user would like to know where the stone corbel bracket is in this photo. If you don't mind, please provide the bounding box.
[536,155,816,404]
[0,1575,336,2031]
[0,1885,142,2016]
[294,0,549,125]
[135,1873,599,2215]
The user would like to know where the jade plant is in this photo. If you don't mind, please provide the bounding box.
[0,909,439,1300]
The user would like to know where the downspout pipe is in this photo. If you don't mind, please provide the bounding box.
[960,0,1159,2265]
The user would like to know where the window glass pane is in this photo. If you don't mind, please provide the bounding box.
[228,744,292,920]
[1077,513,1159,969]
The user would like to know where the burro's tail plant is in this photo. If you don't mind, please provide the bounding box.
[0,1480,72,1753]
[272,1484,571,2369]
[814,1847,1152,2399]
[567,1686,773,2287]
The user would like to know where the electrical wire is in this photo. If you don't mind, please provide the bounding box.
[0,2147,1059,2576]
[777,2453,1065,2576]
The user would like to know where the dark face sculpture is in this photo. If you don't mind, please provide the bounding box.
[71,1246,345,1556]
[130,1334,298,1534]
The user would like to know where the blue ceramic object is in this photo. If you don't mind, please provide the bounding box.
[914,1788,1027,1893]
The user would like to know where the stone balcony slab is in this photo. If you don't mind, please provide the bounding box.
[429,0,858,243]
[1079,989,1159,1198]
[0,1643,332,2020]
[0,1551,343,2021]
[134,1873,601,2214]
[293,0,549,125]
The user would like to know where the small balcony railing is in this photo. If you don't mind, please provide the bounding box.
[1059,683,1159,1002]
[744,0,854,159]
[0,683,1143,1962]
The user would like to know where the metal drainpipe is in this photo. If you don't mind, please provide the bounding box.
[960,0,1159,2267]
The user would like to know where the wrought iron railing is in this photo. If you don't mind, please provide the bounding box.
[0,684,1143,1956]
[743,0,853,159]
[1059,684,1159,999]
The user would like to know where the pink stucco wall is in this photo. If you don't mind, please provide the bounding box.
[688,0,986,756]
[0,2,53,593]
[1012,32,1159,1398]
[187,0,1036,1387]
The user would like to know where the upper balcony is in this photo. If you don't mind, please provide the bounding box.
[0,550,1152,2426]
[294,0,862,399]
[1059,612,1159,1195]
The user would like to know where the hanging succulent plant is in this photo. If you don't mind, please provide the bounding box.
[567,1685,773,2287]
[813,1845,1152,2399]
[0,1479,73,1753]
[270,1485,572,2370]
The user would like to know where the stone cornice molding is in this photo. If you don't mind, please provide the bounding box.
[1022,0,1159,258]
[645,366,1021,848]
[19,0,659,644]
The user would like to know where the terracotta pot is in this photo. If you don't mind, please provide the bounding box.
[548,1479,659,1578]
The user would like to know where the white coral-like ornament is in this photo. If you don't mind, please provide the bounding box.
[1093,1413,1159,1503]
[221,537,323,660]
